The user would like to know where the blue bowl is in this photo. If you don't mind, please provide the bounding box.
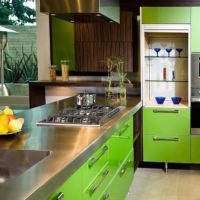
[155,97,166,104]
[171,97,181,104]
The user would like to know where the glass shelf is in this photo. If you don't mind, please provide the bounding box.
[145,80,188,83]
[145,56,188,59]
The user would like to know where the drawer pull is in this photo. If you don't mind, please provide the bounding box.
[153,109,179,114]
[153,137,179,142]
[88,146,108,168]
[102,193,110,200]
[119,160,131,176]
[56,192,64,200]
[119,124,129,136]
[89,169,109,195]
[112,135,130,139]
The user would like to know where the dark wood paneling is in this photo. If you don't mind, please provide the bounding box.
[75,11,134,72]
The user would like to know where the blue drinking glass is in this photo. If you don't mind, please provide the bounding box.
[154,48,161,57]
[165,48,172,57]
[176,48,183,57]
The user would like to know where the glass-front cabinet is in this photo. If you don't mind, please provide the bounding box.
[141,24,191,108]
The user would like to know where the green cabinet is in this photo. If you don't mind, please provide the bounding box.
[49,115,134,200]
[100,149,134,200]
[143,135,190,163]
[143,108,190,135]
[191,7,200,52]
[191,135,200,164]
[141,7,191,24]
[143,107,190,163]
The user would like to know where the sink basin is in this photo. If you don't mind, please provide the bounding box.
[0,149,51,183]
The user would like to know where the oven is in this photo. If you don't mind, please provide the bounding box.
[191,53,200,134]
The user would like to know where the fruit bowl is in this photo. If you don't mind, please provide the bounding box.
[171,97,182,104]
[155,97,166,104]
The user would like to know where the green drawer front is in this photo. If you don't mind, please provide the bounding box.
[110,117,133,165]
[143,135,190,163]
[100,150,134,200]
[84,143,109,188]
[83,164,112,200]
[143,107,190,135]
[142,7,191,24]
[191,135,200,164]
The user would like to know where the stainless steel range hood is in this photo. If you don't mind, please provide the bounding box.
[40,0,120,23]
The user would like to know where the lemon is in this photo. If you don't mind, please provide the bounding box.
[3,106,14,115]
[8,119,23,132]
[0,114,9,125]
[0,122,8,134]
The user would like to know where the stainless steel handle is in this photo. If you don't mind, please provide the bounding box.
[119,124,129,136]
[153,137,179,141]
[112,135,130,139]
[102,193,110,200]
[119,160,131,176]
[89,169,109,195]
[56,192,64,200]
[88,146,108,168]
[153,109,179,114]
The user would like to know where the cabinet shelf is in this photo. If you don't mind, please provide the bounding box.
[145,80,188,83]
[145,56,188,59]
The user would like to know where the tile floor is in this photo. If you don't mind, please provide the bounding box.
[125,167,200,200]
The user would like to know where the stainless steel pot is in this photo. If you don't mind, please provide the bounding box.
[76,93,96,106]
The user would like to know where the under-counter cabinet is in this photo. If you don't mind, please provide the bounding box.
[191,135,200,164]
[48,115,134,200]
[141,23,191,170]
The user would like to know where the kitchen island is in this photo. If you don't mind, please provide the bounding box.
[0,95,141,200]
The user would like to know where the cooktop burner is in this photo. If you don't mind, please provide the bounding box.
[37,104,123,127]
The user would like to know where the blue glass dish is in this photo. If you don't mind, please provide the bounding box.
[154,48,161,57]
[155,97,166,104]
[171,97,182,104]
[165,48,172,57]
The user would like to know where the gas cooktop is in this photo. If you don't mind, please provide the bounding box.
[36,104,123,127]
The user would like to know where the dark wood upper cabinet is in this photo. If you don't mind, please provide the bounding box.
[74,11,134,72]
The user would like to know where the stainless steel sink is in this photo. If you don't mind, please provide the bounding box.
[0,149,51,183]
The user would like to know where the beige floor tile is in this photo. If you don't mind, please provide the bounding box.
[125,168,200,200]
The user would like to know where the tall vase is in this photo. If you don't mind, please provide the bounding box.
[119,86,126,106]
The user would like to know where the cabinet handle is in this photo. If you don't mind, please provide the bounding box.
[89,169,109,195]
[153,109,179,114]
[119,124,129,136]
[56,192,64,200]
[88,146,108,168]
[153,137,179,142]
[119,160,131,176]
[101,193,110,200]
[112,135,130,139]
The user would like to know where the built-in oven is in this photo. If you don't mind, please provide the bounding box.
[191,53,200,134]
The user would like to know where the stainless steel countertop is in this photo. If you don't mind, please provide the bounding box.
[0,95,142,200]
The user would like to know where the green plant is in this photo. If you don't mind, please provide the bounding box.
[4,47,38,83]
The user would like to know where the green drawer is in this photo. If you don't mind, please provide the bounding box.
[191,135,200,164]
[143,134,190,163]
[84,143,109,188]
[143,107,190,135]
[109,116,133,165]
[100,150,134,200]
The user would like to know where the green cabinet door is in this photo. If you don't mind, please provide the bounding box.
[109,116,133,166]
[143,107,190,135]
[142,7,191,24]
[191,7,200,52]
[48,164,85,200]
[100,150,134,200]
[191,135,200,164]
[143,134,190,163]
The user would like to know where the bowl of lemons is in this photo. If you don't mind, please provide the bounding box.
[0,106,24,135]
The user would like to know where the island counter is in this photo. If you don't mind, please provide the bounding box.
[0,95,141,200]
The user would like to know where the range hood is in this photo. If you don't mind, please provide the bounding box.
[40,0,120,23]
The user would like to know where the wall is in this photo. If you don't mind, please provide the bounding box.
[36,0,51,80]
